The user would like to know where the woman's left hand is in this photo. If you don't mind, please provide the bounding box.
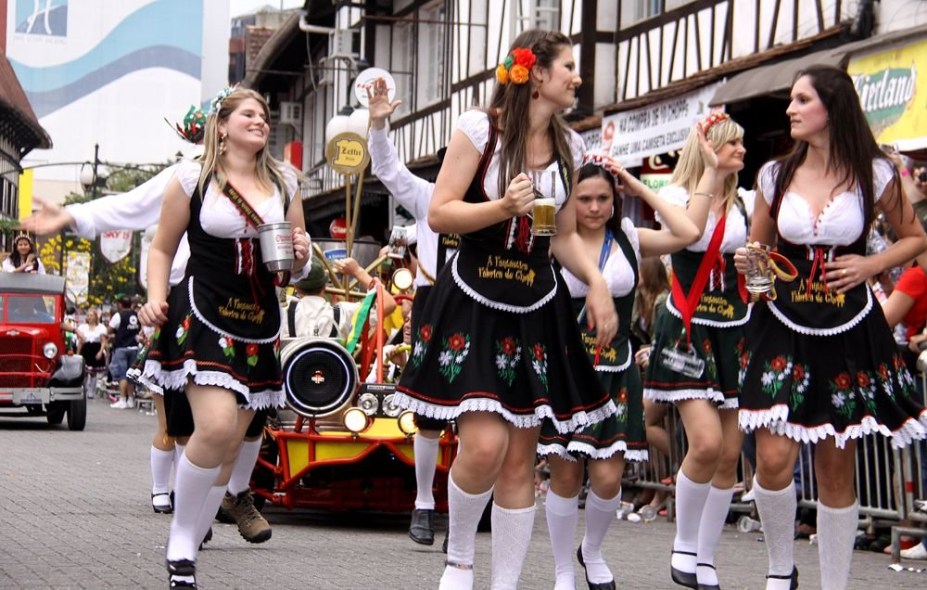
[292,226,309,261]
[585,279,618,347]
[824,254,878,293]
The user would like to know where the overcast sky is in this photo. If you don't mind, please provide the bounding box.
[229,0,305,19]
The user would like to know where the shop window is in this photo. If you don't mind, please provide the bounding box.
[392,22,414,118]
[513,0,560,33]
[417,1,447,108]
[621,0,663,27]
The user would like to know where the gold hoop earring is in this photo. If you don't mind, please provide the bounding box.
[218,132,227,155]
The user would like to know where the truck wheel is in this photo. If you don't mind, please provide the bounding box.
[46,404,66,425]
[67,397,87,431]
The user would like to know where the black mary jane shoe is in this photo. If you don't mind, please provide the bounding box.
[766,566,798,590]
[151,492,173,514]
[696,563,720,590]
[166,559,197,590]
[441,530,448,554]
[576,546,617,590]
[198,527,213,551]
[670,550,698,589]
[409,508,435,545]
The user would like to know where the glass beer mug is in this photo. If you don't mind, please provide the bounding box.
[529,170,557,237]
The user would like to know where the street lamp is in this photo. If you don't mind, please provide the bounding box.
[78,143,102,199]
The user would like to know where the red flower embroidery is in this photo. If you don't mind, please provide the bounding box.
[501,337,517,355]
[533,343,545,361]
[246,343,259,356]
[448,333,466,351]
[617,388,629,404]
[182,316,191,330]
[420,324,432,342]
[792,364,806,381]
[834,372,852,390]
[770,356,787,372]
[702,339,712,354]
[856,371,871,388]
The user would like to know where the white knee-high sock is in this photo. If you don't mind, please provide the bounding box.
[166,455,220,562]
[151,446,174,494]
[490,503,536,590]
[439,474,493,590]
[582,488,622,584]
[671,471,712,574]
[227,437,262,495]
[817,501,858,590]
[545,490,579,590]
[752,477,796,589]
[696,485,734,586]
[414,435,440,509]
[194,486,226,548]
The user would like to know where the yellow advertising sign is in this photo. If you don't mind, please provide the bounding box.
[18,168,33,221]
[325,132,370,175]
[848,37,927,151]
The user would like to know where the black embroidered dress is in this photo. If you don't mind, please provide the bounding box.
[395,111,615,432]
[538,219,648,461]
[141,162,287,432]
[739,160,927,448]
[644,186,750,409]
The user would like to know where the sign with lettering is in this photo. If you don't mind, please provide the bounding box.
[100,229,132,263]
[601,82,723,168]
[325,132,370,175]
[848,37,927,152]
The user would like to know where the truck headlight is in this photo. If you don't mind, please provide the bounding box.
[343,407,370,433]
[43,342,58,359]
[397,411,417,435]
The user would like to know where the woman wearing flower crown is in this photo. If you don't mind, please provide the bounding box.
[3,234,45,273]
[643,112,750,590]
[734,65,927,590]
[394,29,618,589]
[138,87,309,589]
[537,155,700,590]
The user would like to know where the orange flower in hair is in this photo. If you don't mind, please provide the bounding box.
[496,47,536,86]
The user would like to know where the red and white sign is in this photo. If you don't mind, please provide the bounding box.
[100,230,132,263]
[329,217,347,240]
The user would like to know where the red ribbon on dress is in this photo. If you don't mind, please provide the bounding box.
[807,246,830,295]
[670,215,727,347]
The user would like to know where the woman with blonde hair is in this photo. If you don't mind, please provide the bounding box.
[396,29,618,589]
[139,87,309,589]
[644,112,750,590]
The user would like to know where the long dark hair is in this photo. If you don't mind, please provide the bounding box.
[9,235,36,267]
[488,29,575,198]
[637,256,670,333]
[575,163,622,235]
[772,65,900,232]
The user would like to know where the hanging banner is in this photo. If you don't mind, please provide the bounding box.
[66,251,91,305]
[100,230,132,263]
[602,82,723,168]
[848,37,927,152]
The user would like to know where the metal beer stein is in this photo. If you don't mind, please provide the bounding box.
[258,222,294,272]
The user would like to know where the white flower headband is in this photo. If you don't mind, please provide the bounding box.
[208,85,238,116]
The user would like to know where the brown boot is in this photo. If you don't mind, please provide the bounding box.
[221,489,272,543]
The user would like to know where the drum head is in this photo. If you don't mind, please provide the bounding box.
[281,338,358,417]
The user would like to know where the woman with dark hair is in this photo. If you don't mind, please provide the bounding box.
[139,87,309,588]
[734,65,927,590]
[3,234,44,273]
[643,112,750,590]
[538,158,699,590]
[395,29,618,589]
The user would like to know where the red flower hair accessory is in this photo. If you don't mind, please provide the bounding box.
[495,47,537,86]
[699,111,731,136]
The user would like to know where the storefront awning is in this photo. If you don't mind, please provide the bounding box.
[710,48,845,105]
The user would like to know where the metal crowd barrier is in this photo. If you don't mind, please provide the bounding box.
[623,380,927,560]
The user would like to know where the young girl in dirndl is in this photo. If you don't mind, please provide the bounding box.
[395,30,618,589]
[537,158,700,590]
[734,65,927,590]
[139,87,308,589]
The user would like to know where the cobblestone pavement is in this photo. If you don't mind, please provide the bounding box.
[0,400,925,589]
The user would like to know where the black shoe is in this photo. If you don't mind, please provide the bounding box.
[576,546,616,590]
[766,566,798,590]
[696,563,720,590]
[409,508,435,545]
[442,530,448,554]
[198,527,213,551]
[670,550,698,589]
[151,492,173,514]
[166,559,197,589]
